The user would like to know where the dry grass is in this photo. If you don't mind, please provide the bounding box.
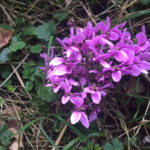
[0,0,150,149]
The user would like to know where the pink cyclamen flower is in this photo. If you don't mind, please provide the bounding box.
[71,111,89,128]
[84,86,101,104]
[40,17,150,128]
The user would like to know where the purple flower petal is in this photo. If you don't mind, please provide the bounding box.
[120,21,127,28]
[70,28,74,38]
[80,112,89,128]
[100,60,110,68]
[94,22,107,33]
[45,83,51,87]
[138,61,150,70]
[73,34,84,43]
[139,41,149,51]
[53,85,61,93]
[71,111,81,124]
[98,76,104,82]
[140,52,150,61]
[80,77,86,86]
[114,51,128,62]
[89,111,97,122]
[100,37,114,48]
[106,16,110,30]
[83,22,93,38]
[53,64,70,76]
[91,92,101,104]
[82,92,87,99]
[137,61,150,74]
[66,48,73,57]
[136,32,146,45]
[130,65,141,76]
[40,53,49,66]
[89,46,98,56]
[50,47,54,60]
[84,87,95,94]
[101,91,107,97]
[140,68,148,74]
[61,82,71,94]
[112,70,121,82]
[71,46,79,52]
[122,48,135,64]
[142,25,146,33]
[75,52,82,61]
[89,70,98,74]
[69,78,79,86]
[50,57,64,66]
[109,31,119,41]
[62,95,70,104]
[70,96,84,108]
[57,38,67,49]
[39,67,46,72]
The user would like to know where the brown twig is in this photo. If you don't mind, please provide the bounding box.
[0,53,29,88]
[0,3,16,27]
[80,1,96,25]
[52,124,68,150]
[132,99,150,139]
[11,64,32,99]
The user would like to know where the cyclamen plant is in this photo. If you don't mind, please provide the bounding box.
[40,17,150,128]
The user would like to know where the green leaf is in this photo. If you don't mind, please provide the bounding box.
[95,144,100,150]
[127,94,147,105]
[104,143,113,150]
[112,138,123,150]
[15,16,23,26]
[27,61,36,67]
[0,145,6,150]
[56,0,65,5]
[87,142,94,149]
[104,138,123,150]
[25,81,33,91]
[0,24,12,30]
[3,80,12,88]
[44,20,56,35]
[123,9,150,21]
[140,0,150,5]
[23,26,36,35]
[81,147,87,150]
[30,44,42,53]
[9,41,26,52]
[53,10,67,22]
[0,131,13,146]
[89,0,97,6]
[0,97,3,106]
[0,124,13,146]
[63,137,80,150]
[35,25,49,41]
[23,61,36,69]
[22,68,34,79]
[37,85,56,102]
[11,35,20,43]
[7,85,16,92]
[35,20,56,41]
[2,70,11,79]
[0,48,11,62]
[40,121,60,150]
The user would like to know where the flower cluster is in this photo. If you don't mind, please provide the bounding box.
[40,17,150,128]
